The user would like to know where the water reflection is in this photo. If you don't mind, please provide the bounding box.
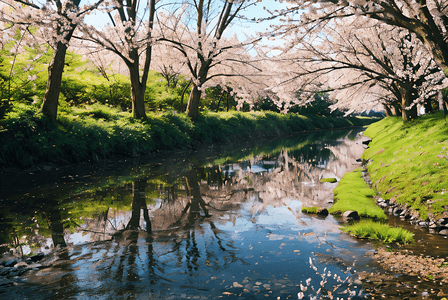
[1,129,376,299]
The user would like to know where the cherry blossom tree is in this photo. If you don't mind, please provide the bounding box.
[78,0,158,120]
[278,0,448,76]
[263,16,447,120]
[158,0,264,120]
[0,0,103,121]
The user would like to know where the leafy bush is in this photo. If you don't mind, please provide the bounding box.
[0,103,377,169]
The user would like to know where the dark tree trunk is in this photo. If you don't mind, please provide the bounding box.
[393,104,402,116]
[186,85,202,120]
[41,41,69,121]
[215,91,226,112]
[40,0,79,122]
[129,66,147,120]
[180,79,192,112]
[47,208,67,248]
[424,100,433,114]
[401,89,418,121]
[127,179,148,230]
[383,104,393,116]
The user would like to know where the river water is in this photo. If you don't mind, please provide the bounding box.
[0,129,445,299]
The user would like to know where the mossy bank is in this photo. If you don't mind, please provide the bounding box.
[0,103,377,170]
[362,112,448,230]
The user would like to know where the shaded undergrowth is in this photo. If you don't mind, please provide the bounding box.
[0,103,377,169]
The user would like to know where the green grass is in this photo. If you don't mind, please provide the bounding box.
[302,206,319,213]
[320,177,337,183]
[329,168,388,220]
[342,219,414,245]
[362,112,448,219]
[0,103,377,169]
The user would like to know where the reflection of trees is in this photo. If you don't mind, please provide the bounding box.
[164,167,240,275]
[0,129,375,299]
[2,129,366,268]
[45,206,67,248]
[126,179,151,231]
[106,179,164,297]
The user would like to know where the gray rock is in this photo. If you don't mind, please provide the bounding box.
[438,229,448,236]
[3,258,18,268]
[8,267,27,277]
[429,222,438,229]
[393,207,403,215]
[361,137,372,145]
[0,277,13,287]
[30,253,45,263]
[26,263,42,270]
[14,262,28,269]
[342,211,360,221]
[419,221,428,227]
[0,267,11,276]
[317,208,329,216]
[437,218,448,226]
[410,210,420,220]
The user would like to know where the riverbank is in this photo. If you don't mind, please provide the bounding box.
[0,103,377,170]
[362,112,448,228]
[342,112,448,298]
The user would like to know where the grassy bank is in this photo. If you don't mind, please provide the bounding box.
[327,168,414,244]
[342,219,414,244]
[329,168,387,220]
[330,111,448,244]
[362,112,448,220]
[0,103,376,169]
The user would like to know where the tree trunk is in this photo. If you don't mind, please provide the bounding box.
[41,41,69,121]
[383,104,393,116]
[47,208,67,248]
[401,89,418,121]
[186,85,202,120]
[180,79,192,112]
[130,66,147,120]
[127,179,148,230]
[424,100,433,114]
[393,104,401,116]
[215,91,226,112]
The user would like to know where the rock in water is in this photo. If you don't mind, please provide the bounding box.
[342,211,359,222]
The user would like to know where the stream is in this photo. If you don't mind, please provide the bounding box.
[0,128,447,300]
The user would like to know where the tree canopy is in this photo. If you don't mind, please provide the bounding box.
[1,0,447,121]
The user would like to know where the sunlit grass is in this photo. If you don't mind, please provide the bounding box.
[363,112,448,219]
[329,168,387,220]
[342,219,415,245]
[301,206,319,214]
[319,177,337,183]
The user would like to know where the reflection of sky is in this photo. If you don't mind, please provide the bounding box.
[247,164,268,173]
[6,130,381,299]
